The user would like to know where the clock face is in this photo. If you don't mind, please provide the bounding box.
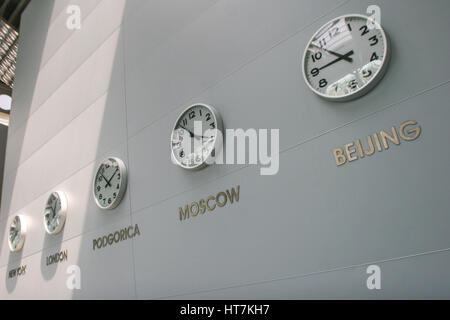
[171,103,223,170]
[44,191,67,235]
[93,157,127,210]
[9,215,26,252]
[302,14,390,101]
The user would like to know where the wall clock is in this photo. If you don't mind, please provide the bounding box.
[93,157,127,210]
[8,215,26,252]
[302,14,390,101]
[171,103,223,170]
[44,191,67,235]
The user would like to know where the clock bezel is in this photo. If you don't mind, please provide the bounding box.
[8,215,26,252]
[92,157,128,210]
[170,103,224,170]
[43,191,68,235]
[302,13,390,102]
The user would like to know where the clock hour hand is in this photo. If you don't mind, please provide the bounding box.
[101,173,112,188]
[194,133,213,139]
[311,43,353,63]
[319,50,354,71]
[106,168,119,186]
[179,125,210,139]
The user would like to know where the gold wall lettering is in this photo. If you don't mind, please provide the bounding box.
[179,185,240,221]
[92,224,141,250]
[333,120,421,166]
[46,250,68,266]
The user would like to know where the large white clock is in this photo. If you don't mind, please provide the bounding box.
[93,157,127,210]
[171,103,223,170]
[44,191,67,235]
[8,215,26,252]
[302,14,390,101]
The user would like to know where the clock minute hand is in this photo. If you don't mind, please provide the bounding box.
[178,125,194,138]
[319,50,354,71]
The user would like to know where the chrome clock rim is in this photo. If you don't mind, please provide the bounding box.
[302,13,390,102]
[92,157,128,210]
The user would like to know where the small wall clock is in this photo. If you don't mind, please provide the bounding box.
[171,103,223,170]
[44,191,67,235]
[93,157,127,210]
[302,14,390,101]
[8,215,26,252]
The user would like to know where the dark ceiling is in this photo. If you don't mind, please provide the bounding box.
[0,0,30,30]
[0,0,30,98]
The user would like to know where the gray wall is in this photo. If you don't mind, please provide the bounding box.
[0,124,7,212]
[0,0,449,299]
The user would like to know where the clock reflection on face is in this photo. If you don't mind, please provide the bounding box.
[44,191,67,235]
[9,215,26,252]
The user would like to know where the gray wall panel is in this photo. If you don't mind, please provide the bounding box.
[132,83,450,299]
[173,249,450,299]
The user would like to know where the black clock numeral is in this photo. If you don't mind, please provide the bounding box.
[108,198,112,204]
[362,69,372,78]
[99,194,103,200]
[347,23,352,31]
[359,25,369,36]
[205,113,211,121]
[348,79,358,90]
[96,186,100,192]
[311,68,320,77]
[319,78,328,88]
[189,110,195,119]
[116,183,120,189]
[103,199,106,204]
[113,192,117,199]
[209,122,215,129]
[369,35,378,46]
[182,118,187,126]
[310,51,322,63]
[370,52,379,61]
[179,150,184,158]
[117,173,120,179]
